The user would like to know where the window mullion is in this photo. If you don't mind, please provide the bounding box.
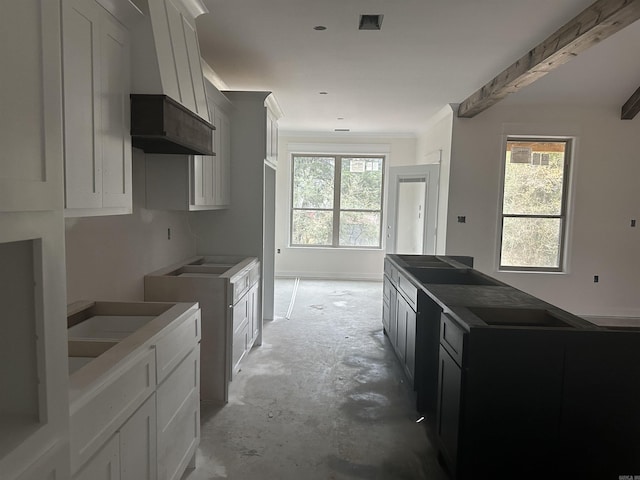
[332,156,342,247]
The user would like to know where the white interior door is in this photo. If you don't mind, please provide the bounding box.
[386,164,439,254]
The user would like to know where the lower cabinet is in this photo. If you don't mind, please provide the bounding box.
[436,345,461,475]
[120,394,157,480]
[395,295,408,364]
[383,268,417,386]
[231,281,260,377]
[157,346,200,480]
[74,393,156,480]
[73,433,120,480]
[15,442,71,480]
[436,313,567,479]
[69,303,201,480]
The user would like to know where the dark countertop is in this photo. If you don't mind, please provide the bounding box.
[386,254,599,331]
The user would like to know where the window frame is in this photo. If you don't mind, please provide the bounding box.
[498,136,572,272]
[289,153,385,249]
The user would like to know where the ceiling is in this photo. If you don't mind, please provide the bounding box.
[196,0,640,135]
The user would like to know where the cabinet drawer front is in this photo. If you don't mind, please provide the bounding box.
[389,264,400,287]
[157,346,200,431]
[232,273,250,303]
[155,311,201,384]
[72,432,120,480]
[70,348,155,473]
[398,274,418,309]
[157,391,200,480]
[248,262,260,287]
[383,276,392,304]
[440,313,465,366]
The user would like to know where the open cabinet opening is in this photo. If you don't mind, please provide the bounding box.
[0,238,45,457]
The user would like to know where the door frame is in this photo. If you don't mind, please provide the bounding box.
[385,164,440,254]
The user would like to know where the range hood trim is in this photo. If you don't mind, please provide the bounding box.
[130,94,215,156]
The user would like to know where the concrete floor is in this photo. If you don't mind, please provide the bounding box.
[184,279,448,480]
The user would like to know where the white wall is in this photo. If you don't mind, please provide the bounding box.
[444,103,640,316]
[275,134,417,280]
[416,105,454,253]
[65,149,197,303]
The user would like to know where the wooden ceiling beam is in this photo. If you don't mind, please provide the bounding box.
[457,0,640,118]
[621,85,640,119]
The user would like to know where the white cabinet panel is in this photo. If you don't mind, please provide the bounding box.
[70,348,155,472]
[154,312,201,384]
[157,347,199,432]
[15,442,70,480]
[191,155,208,206]
[0,212,69,480]
[0,1,64,212]
[165,0,196,112]
[62,0,101,210]
[100,13,132,209]
[182,15,209,119]
[62,0,134,216]
[157,393,199,480]
[213,107,231,206]
[73,433,120,480]
[119,393,157,480]
[145,0,209,122]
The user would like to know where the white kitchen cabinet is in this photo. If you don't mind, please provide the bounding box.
[120,393,157,480]
[135,0,210,122]
[68,301,200,480]
[72,433,120,480]
[62,0,142,217]
[157,347,200,480]
[0,213,70,480]
[15,442,70,480]
[145,256,260,404]
[0,3,70,479]
[212,102,232,206]
[145,81,232,211]
[193,92,282,330]
[231,282,260,375]
[0,1,64,212]
[73,400,159,480]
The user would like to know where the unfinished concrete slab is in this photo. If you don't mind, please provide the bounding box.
[184,279,447,480]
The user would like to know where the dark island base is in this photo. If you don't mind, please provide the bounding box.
[384,254,640,480]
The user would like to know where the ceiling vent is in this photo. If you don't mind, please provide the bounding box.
[359,14,383,30]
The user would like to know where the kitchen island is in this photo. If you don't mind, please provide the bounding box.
[384,254,640,480]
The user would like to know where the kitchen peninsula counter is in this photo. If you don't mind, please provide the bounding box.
[383,254,639,480]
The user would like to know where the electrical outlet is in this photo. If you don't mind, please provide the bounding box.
[167,228,171,240]
[457,216,466,223]
[631,219,636,227]
[593,275,599,283]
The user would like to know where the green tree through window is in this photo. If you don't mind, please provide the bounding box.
[500,139,570,270]
[291,155,384,248]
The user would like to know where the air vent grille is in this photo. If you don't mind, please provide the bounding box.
[359,14,383,30]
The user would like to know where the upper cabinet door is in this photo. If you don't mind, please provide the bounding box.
[100,14,132,209]
[62,0,103,210]
[62,0,134,216]
[0,1,65,212]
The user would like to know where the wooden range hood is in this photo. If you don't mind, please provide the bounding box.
[130,94,215,156]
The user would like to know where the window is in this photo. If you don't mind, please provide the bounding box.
[499,138,571,271]
[290,154,384,248]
